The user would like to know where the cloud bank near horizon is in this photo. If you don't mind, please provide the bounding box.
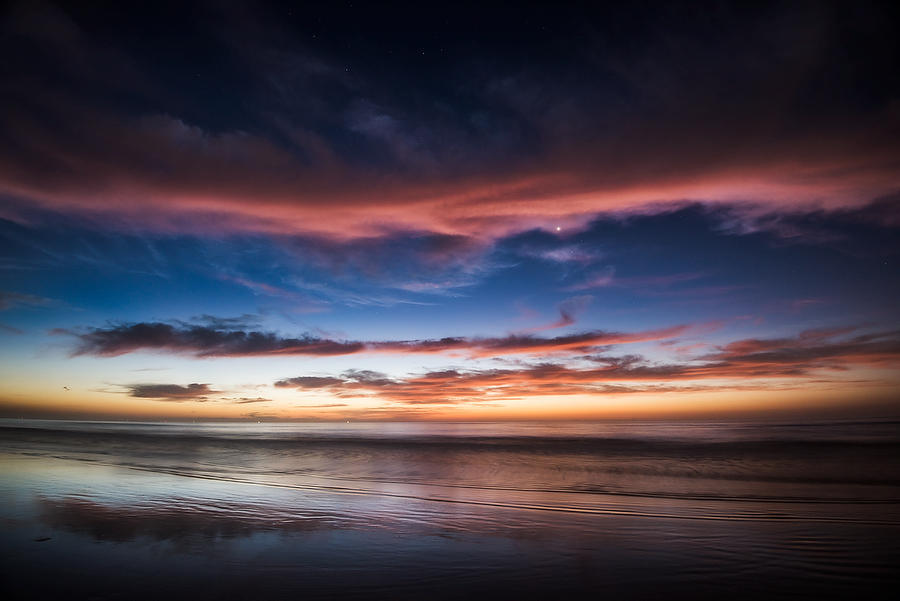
[56,321,900,407]
[269,327,900,405]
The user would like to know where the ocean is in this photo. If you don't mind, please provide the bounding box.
[1,419,898,600]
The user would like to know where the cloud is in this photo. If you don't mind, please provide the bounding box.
[564,267,616,290]
[284,232,494,295]
[68,321,897,383]
[63,322,365,357]
[273,364,748,405]
[127,383,215,401]
[227,397,272,404]
[612,272,708,289]
[715,196,900,244]
[517,295,594,333]
[1,1,897,243]
[217,276,329,311]
[372,325,691,357]
[341,369,397,387]
[275,376,346,388]
[521,244,603,265]
[0,290,54,310]
[704,327,900,369]
[62,321,691,359]
[188,314,264,329]
[270,327,900,404]
[555,295,593,327]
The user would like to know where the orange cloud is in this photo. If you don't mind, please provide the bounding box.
[273,327,900,405]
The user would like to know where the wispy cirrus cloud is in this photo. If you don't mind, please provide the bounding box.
[522,244,603,265]
[563,266,616,291]
[217,275,328,312]
[0,290,56,310]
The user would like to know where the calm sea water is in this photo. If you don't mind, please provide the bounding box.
[1,419,899,600]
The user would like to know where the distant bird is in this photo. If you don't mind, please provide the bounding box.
[63,386,70,391]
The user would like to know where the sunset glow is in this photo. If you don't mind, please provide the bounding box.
[2,4,900,600]
[0,0,897,422]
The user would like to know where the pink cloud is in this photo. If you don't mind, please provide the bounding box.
[2,104,897,244]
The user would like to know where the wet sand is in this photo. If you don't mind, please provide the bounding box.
[1,420,898,600]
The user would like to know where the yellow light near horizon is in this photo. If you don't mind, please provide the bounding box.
[2,372,898,422]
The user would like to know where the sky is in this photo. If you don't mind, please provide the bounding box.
[0,0,898,421]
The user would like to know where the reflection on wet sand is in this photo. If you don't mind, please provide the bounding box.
[2,420,900,600]
[37,496,337,544]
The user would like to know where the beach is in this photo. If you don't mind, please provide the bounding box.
[2,419,898,600]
